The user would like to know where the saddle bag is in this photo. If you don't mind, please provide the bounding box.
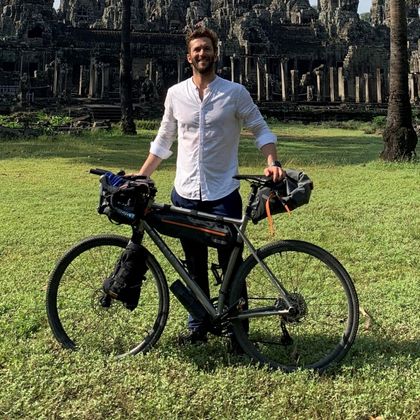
[251,169,313,224]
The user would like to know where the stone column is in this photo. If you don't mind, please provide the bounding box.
[329,67,336,102]
[408,73,415,103]
[315,69,323,101]
[217,41,224,74]
[376,68,382,104]
[62,63,70,95]
[264,61,270,101]
[148,59,153,81]
[230,55,235,82]
[338,67,345,102]
[53,56,60,97]
[238,56,244,85]
[290,69,299,101]
[244,44,250,82]
[355,76,360,103]
[101,63,110,99]
[280,59,288,101]
[307,85,314,101]
[88,57,97,98]
[347,74,355,102]
[256,59,261,101]
[177,56,184,83]
[364,73,371,103]
[79,65,86,96]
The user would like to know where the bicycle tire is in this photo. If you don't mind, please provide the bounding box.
[46,234,169,357]
[229,240,359,372]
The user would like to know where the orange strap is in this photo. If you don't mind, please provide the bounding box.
[265,193,292,237]
[265,192,276,236]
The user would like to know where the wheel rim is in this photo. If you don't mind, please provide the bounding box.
[52,240,166,356]
[233,244,357,371]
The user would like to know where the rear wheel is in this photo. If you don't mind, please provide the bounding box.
[229,240,359,372]
[46,234,169,357]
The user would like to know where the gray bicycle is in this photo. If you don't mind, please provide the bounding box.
[46,169,359,372]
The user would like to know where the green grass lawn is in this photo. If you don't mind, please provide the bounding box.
[0,123,419,418]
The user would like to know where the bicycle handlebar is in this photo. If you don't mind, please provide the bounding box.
[89,168,109,176]
[90,169,283,186]
[233,174,286,188]
[89,168,149,181]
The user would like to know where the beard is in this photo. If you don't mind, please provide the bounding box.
[190,56,216,75]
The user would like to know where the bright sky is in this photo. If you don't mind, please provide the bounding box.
[309,0,372,13]
[52,0,373,15]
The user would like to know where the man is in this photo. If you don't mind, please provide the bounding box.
[138,27,284,343]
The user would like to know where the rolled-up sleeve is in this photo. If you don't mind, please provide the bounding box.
[236,86,276,149]
[149,91,177,159]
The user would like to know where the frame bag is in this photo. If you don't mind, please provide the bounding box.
[146,209,237,248]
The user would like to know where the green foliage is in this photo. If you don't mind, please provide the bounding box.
[0,123,419,418]
[135,119,161,131]
[316,119,367,130]
[0,111,72,130]
[363,115,387,134]
[360,12,370,22]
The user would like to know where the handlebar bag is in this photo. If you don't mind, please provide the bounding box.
[146,208,237,248]
[98,174,156,225]
[251,168,313,224]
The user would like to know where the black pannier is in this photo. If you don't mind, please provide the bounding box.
[146,208,237,248]
[251,169,313,224]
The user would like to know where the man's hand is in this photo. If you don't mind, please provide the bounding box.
[264,165,285,183]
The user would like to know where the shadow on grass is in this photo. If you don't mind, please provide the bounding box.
[0,134,166,171]
[156,332,419,375]
[0,131,383,169]
[240,135,383,166]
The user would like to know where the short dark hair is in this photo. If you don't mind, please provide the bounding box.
[186,27,219,54]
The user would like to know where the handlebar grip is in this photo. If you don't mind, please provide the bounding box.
[89,168,109,176]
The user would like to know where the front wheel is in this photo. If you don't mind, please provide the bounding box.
[229,240,359,372]
[46,234,169,357]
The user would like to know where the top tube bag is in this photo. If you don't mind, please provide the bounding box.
[146,208,237,248]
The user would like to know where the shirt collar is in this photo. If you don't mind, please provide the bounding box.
[189,75,220,92]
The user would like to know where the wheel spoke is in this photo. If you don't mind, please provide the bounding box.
[229,240,359,371]
[46,235,169,357]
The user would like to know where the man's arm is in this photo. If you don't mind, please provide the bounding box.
[236,87,284,182]
[261,143,284,183]
[138,153,162,177]
[137,90,176,177]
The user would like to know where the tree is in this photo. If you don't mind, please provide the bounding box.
[120,0,137,135]
[381,0,417,160]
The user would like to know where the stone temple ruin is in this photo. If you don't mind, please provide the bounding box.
[0,0,419,120]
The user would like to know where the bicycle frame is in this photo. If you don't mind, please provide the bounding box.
[136,199,295,325]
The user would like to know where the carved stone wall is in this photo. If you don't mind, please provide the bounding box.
[0,0,419,106]
[0,0,55,39]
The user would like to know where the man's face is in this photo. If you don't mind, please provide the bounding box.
[187,37,217,75]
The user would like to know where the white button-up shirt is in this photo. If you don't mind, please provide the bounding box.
[150,76,277,201]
